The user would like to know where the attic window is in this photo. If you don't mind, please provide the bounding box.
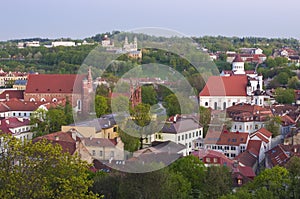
[47,89,50,91]
[59,89,62,91]
[35,89,38,91]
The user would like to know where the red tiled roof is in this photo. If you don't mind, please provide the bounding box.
[199,76,248,97]
[33,131,77,154]
[192,149,234,166]
[265,144,290,166]
[25,74,87,94]
[205,129,248,146]
[280,115,296,126]
[233,54,244,62]
[0,90,24,100]
[246,140,262,157]
[256,128,272,138]
[234,151,257,168]
[0,98,43,112]
[0,117,30,134]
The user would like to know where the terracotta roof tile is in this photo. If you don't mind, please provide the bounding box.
[25,74,87,94]
[246,140,262,157]
[0,90,24,100]
[199,76,248,97]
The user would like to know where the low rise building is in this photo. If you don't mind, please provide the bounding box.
[150,116,203,155]
[204,128,249,159]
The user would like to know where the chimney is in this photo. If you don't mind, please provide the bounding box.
[294,147,298,153]
[55,136,59,141]
[5,94,9,101]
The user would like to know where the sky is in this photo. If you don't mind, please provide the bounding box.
[1,0,300,41]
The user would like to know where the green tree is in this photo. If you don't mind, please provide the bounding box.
[170,156,205,198]
[47,108,67,133]
[199,106,211,137]
[0,135,98,199]
[141,85,158,105]
[265,116,281,137]
[203,166,232,199]
[287,76,300,89]
[275,72,289,85]
[95,84,109,97]
[95,95,109,117]
[117,168,191,199]
[247,166,290,198]
[118,128,140,152]
[275,88,295,104]
[286,156,300,198]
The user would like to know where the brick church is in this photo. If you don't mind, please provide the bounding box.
[24,69,93,114]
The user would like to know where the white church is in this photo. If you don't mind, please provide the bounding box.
[199,54,268,110]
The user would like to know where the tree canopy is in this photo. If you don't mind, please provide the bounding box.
[0,135,98,199]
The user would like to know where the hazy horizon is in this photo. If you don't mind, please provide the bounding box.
[1,0,300,41]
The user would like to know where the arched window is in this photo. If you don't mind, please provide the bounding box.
[30,98,35,102]
[205,102,208,106]
[40,98,46,102]
[77,100,81,110]
[52,98,58,102]
[214,102,217,110]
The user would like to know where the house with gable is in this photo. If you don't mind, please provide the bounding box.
[81,137,125,161]
[0,117,33,141]
[192,149,256,187]
[149,116,203,155]
[33,130,93,164]
[204,127,249,159]
[24,68,93,114]
[62,114,118,139]
[226,103,273,134]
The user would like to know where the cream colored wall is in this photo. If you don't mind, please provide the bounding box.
[85,145,124,160]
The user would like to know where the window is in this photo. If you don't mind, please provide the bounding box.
[189,142,191,148]
[232,102,236,106]
[217,146,222,150]
[238,179,243,185]
[196,131,198,137]
[239,125,242,130]
[193,132,195,137]
[231,153,236,158]
[77,100,81,110]
[178,136,180,141]
[234,125,237,130]
[214,102,217,110]
[205,102,208,106]
[99,151,103,156]
[92,150,96,156]
[231,146,236,150]
[189,133,191,139]
[182,135,184,140]
[223,102,226,110]
[255,124,258,129]
[225,146,229,150]
[212,146,216,149]
[213,158,218,163]
[185,134,187,139]
[113,127,117,132]
[206,157,211,162]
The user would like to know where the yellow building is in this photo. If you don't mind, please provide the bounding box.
[62,115,118,139]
